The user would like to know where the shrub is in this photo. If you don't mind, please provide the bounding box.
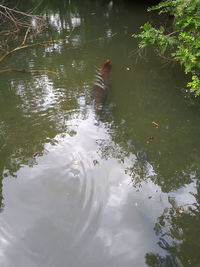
[133,0,200,96]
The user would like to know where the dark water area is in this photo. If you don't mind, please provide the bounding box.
[0,1,200,266]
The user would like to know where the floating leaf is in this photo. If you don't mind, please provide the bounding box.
[178,209,185,214]
[152,121,159,127]
[72,160,80,165]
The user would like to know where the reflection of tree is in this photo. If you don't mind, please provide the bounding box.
[105,53,200,193]
[95,119,153,187]
[145,252,181,267]
[1,0,101,185]
[1,1,200,264]
[145,183,200,267]
[95,97,200,192]
[0,71,88,179]
[0,174,3,212]
[94,85,200,266]
[0,0,119,212]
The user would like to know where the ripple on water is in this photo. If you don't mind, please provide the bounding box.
[0,111,168,267]
[0,112,110,265]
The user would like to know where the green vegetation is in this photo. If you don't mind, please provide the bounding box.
[133,0,200,96]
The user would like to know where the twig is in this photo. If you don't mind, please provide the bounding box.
[67,26,75,39]
[0,68,26,73]
[0,4,43,20]
[0,25,76,63]
[0,10,18,30]
[0,4,46,40]
[167,31,178,36]
[21,27,30,45]
[129,47,148,63]
[0,37,69,62]
[0,68,58,75]
[29,69,58,75]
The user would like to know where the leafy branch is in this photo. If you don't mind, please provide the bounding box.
[133,0,200,96]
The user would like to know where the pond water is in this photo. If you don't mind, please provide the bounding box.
[0,1,200,266]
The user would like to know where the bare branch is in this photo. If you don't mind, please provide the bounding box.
[0,4,44,20]
[0,4,46,34]
[0,36,72,63]
[0,68,58,75]
[21,27,30,45]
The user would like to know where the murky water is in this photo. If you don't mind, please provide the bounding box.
[0,1,200,266]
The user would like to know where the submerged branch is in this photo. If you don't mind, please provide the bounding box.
[0,4,44,21]
[0,68,58,75]
[0,4,46,45]
[0,37,70,63]
[0,5,75,77]
[21,27,30,45]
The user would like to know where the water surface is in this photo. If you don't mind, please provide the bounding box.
[0,1,200,266]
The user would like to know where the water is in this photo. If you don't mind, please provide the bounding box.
[0,1,200,266]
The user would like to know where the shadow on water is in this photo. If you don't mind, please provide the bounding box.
[0,0,200,266]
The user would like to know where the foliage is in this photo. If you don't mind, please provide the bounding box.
[133,0,200,96]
